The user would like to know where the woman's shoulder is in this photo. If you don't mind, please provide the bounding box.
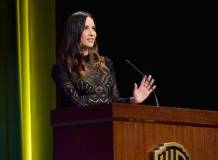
[51,62,69,77]
[102,56,114,68]
[102,56,112,62]
[52,62,66,71]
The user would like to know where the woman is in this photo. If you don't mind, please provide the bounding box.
[52,11,156,107]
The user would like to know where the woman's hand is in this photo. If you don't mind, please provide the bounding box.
[130,75,156,104]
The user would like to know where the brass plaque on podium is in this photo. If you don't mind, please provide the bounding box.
[152,142,190,160]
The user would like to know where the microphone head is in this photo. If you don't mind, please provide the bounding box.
[125,59,130,64]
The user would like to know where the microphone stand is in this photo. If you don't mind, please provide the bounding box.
[125,59,160,107]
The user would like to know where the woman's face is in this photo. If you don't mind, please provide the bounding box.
[80,17,97,49]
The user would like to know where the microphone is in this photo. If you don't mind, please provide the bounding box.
[125,59,160,107]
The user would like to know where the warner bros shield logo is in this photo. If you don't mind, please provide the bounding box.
[152,142,190,160]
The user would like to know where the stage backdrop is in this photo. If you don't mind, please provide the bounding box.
[0,0,21,159]
[0,0,56,160]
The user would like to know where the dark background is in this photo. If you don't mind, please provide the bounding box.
[56,0,217,110]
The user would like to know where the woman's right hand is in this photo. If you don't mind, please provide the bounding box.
[130,75,156,104]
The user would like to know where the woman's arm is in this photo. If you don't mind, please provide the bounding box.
[104,57,156,104]
[51,63,88,107]
[104,57,130,103]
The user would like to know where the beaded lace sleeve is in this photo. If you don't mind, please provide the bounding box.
[104,57,130,103]
[51,63,88,107]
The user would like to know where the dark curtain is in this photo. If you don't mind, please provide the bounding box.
[0,0,22,159]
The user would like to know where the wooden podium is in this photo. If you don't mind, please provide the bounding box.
[51,103,218,160]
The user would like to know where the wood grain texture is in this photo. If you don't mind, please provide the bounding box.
[51,103,218,160]
[113,122,218,160]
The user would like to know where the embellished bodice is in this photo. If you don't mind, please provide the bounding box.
[52,56,128,107]
[71,63,114,105]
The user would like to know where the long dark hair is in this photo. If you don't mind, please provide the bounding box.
[58,11,107,76]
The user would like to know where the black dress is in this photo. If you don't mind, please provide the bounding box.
[51,56,129,107]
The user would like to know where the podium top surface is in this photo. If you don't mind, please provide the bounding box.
[51,103,218,128]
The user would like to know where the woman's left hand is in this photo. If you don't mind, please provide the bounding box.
[130,75,156,104]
